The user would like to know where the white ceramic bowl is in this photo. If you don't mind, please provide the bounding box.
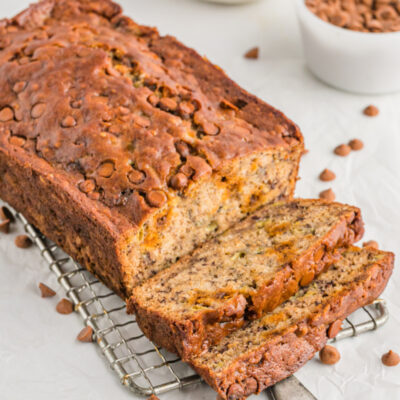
[295,0,400,94]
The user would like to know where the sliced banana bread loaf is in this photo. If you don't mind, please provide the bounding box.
[0,0,303,298]
[128,199,364,359]
[189,247,394,400]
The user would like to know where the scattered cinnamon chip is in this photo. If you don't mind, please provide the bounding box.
[56,298,74,314]
[38,282,56,298]
[381,350,400,367]
[319,345,341,365]
[334,144,351,157]
[319,188,336,202]
[244,47,259,59]
[0,219,10,234]
[349,139,364,151]
[147,395,160,400]
[363,240,379,250]
[15,234,32,248]
[319,169,336,182]
[77,326,94,342]
[363,105,379,117]
[0,205,14,222]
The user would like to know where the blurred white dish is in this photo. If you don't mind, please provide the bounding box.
[295,0,400,94]
[199,0,259,4]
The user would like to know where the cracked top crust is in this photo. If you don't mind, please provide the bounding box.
[0,0,302,228]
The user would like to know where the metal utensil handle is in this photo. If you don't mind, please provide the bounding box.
[270,375,317,400]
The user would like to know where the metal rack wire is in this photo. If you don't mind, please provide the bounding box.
[14,210,389,398]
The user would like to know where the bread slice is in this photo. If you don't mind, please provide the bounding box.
[0,0,303,299]
[128,199,364,359]
[189,247,394,400]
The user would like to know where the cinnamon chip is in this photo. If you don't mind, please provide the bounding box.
[146,190,167,208]
[170,173,188,190]
[363,105,379,117]
[0,205,14,222]
[381,350,400,367]
[0,106,14,122]
[244,47,259,59]
[38,282,56,298]
[9,135,26,147]
[334,144,351,157]
[349,139,364,151]
[0,219,10,234]
[13,81,27,93]
[31,103,46,119]
[178,101,195,117]
[56,298,74,314]
[159,97,178,112]
[147,395,160,400]
[61,115,77,128]
[319,345,341,365]
[319,168,336,182]
[201,121,220,136]
[128,169,145,184]
[319,188,336,202]
[327,319,343,339]
[77,326,94,342]
[97,161,115,178]
[363,240,379,249]
[147,94,159,106]
[15,234,32,248]
[78,179,96,194]
[330,11,349,27]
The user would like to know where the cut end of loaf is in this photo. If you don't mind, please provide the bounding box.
[120,146,303,297]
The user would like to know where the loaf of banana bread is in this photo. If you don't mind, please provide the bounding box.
[0,0,303,298]
[128,199,364,359]
[189,247,394,400]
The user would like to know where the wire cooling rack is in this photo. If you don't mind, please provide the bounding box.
[14,210,389,398]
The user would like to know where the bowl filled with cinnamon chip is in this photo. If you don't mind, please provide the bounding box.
[295,0,400,94]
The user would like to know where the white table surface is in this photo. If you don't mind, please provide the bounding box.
[0,0,399,399]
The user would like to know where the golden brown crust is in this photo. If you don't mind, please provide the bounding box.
[0,0,303,297]
[0,0,302,226]
[128,201,364,360]
[189,249,394,400]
